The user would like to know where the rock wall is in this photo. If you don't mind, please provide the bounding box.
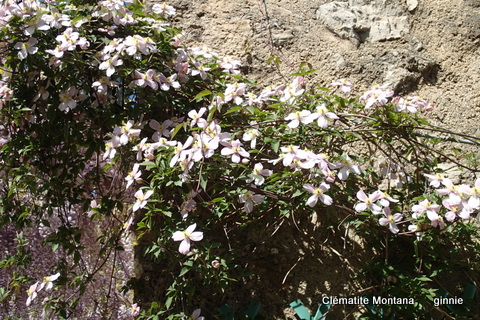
[167,0,480,136]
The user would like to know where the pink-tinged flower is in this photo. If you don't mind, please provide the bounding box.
[188,107,207,128]
[436,178,456,196]
[303,183,333,207]
[92,76,119,97]
[310,104,339,128]
[194,133,219,161]
[331,79,353,93]
[150,119,173,140]
[281,76,305,103]
[378,191,399,207]
[191,62,210,80]
[172,223,203,255]
[242,122,260,149]
[424,173,445,188]
[470,178,480,198]
[392,96,428,113]
[354,190,381,213]
[239,190,265,213]
[258,84,285,99]
[133,189,153,212]
[280,145,307,166]
[224,83,246,105]
[378,207,403,234]
[103,135,120,160]
[58,86,78,112]
[285,110,316,128]
[131,69,158,90]
[170,136,194,167]
[130,303,140,317]
[158,73,180,91]
[38,272,60,291]
[429,212,446,229]
[113,120,141,145]
[456,184,472,199]
[220,56,242,74]
[211,260,221,268]
[412,199,440,219]
[333,155,362,180]
[152,3,176,16]
[360,83,394,108]
[125,163,142,189]
[221,139,249,163]
[99,54,123,77]
[124,35,156,57]
[189,309,205,320]
[442,194,463,222]
[14,37,38,60]
[26,281,39,306]
[180,191,197,219]
[246,163,273,186]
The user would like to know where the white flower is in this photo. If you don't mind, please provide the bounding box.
[303,183,333,207]
[133,189,153,212]
[172,223,203,255]
[26,281,39,306]
[239,190,264,213]
[125,163,142,189]
[246,163,272,186]
[39,272,60,291]
[284,110,316,128]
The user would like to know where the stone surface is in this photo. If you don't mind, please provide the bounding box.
[316,1,410,45]
[406,0,418,11]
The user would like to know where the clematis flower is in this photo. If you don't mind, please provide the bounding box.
[14,37,38,60]
[221,139,249,163]
[113,120,141,145]
[303,183,333,207]
[133,189,153,212]
[152,3,176,16]
[130,303,140,316]
[331,79,353,93]
[424,173,445,188]
[246,163,273,186]
[285,110,316,128]
[354,190,381,213]
[188,107,207,128]
[333,155,362,180]
[38,272,60,291]
[58,86,78,112]
[242,122,260,149]
[99,54,123,77]
[172,223,203,255]
[239,190,265,213]
[310,103,339,128]
[224,82,246,104]
[360,83,394,108]
[125,163,142,189]
[378,207,403,234]
[189,308,205,320]
[26,281,39,306]
[411,199,440,218]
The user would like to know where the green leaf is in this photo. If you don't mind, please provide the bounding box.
[271,140,280,153]
[170,122,184,139]
[225,106,243,115]
[179,267,190,277]
[192,89,212,101]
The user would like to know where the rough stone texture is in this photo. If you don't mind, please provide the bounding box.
[141,0,480,318]
[316,1,410,45]
[162,0,480,140]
